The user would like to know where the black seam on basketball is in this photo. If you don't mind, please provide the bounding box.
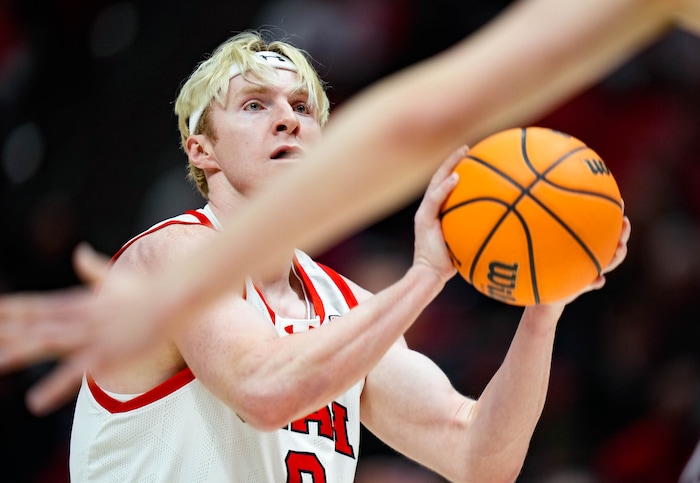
[468,202,509,285]
[525,192,603,273]
[521,128,588,178]
[537,148,621,205]
[441,197,507,218]
[520,128,536,176]
[520,131,605,274]
[535,182,623,207]
[479,141,540,303]
[444,242,461,269]
[509,206,539,305]
[524,139,621,205]
[441,198,535,302]
[453,155,527,194]
[465,202,539,305]
[439,197,509,285]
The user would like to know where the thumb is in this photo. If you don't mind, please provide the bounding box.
[72,243,110,286]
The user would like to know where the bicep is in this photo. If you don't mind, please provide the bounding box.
[361,344,473,476]
[171,293,279,405]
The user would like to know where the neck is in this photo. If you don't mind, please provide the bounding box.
[205,189,297,286]
[253,257,312,320]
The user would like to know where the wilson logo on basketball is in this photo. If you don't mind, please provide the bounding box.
[485,261,519,304]
[583,158,611,175]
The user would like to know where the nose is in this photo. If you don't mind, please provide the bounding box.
[274,104,300,135]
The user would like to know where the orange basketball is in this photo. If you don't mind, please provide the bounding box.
[440,126,623,306]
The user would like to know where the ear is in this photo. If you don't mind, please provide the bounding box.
[186,134,220,171]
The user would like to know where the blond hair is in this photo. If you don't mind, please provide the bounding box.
[174,31,330,197]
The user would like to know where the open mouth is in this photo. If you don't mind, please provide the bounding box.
[271,147,302,160]
[272,150,292,159]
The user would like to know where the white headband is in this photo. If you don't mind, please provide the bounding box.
[188,51,298,135]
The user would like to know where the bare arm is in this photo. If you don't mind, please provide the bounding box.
[361,216,631,482]
[674,0,700,33]
[361,306,561,483]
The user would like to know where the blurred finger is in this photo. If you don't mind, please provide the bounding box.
[26,358,86,416]
[73,243,111,286]
[0,288,95,371]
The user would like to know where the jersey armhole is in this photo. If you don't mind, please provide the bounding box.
[87,367,195,413]
[317,263,358,309]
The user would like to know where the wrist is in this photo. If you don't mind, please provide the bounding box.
[406,263,448,298]
[520,304,564,334]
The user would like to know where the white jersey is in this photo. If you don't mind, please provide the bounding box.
[69,206,364,482]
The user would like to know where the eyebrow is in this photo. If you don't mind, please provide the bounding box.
[235,83,309,99]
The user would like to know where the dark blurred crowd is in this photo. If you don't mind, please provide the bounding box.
[1,1,699,482]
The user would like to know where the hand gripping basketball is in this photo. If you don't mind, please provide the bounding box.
[440,127,624,306]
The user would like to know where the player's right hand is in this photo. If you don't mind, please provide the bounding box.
[412,145,467,284]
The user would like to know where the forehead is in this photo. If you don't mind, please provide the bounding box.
[229,69,306,98]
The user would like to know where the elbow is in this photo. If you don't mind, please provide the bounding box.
[469,447,528,483]
[222,383,301,432]
[487,466,523,483]
[239,412,289,433]
[451,464,523,483]
[450,443,527,483]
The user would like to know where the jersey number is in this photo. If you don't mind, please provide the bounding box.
[285,451,326,483]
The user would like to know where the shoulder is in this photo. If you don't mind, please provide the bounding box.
[112,221,215,275]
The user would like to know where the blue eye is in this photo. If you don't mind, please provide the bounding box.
[294,103,310,114]
[246,102,262,111]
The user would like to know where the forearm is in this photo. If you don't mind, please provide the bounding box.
[457,304,564,481]
[673,0,700,33]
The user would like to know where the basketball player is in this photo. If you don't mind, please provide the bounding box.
[67,30,633,482]
[0,0,695,423]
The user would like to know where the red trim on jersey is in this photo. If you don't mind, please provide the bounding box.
[317,263,358,308]
[252,259,357,333]
[253,284,276,323]
[110,211,216,262]
[185,209,215,228]
[87,367,195,413]
[293,257,326,323]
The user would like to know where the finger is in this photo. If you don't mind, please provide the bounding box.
[26,357,86,416]
[443,144,468,172]
[0,338,47,373]
[620,215,631,244]
[0,295,55,370]
[416,171,460,223]
[0,288,95,370]
[602,216,631,274]
[0,320,71,372]
[443,144,469,171]
[73,243,111,286]
[427,144,468,190]
[432,171,460,203]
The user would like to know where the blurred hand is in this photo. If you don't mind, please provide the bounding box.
[0,244,160,415]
